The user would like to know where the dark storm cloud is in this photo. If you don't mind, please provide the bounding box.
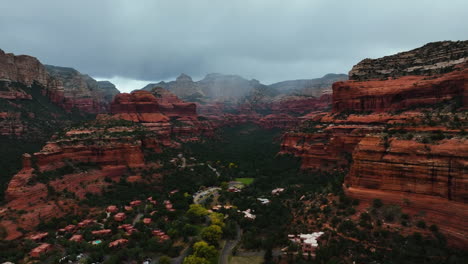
[1,0,467,91]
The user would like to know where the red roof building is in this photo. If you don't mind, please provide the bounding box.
[114,212,126,222]
[129,200,142,207]
[64,225,76,232]
[30,243,52,258]
[143,218,152,224]
[147,197,157,205]
[106,205,118,213]
[69,234,84,242]
[78,219,95,228]
[124,206,133,211]
[109,239,128,248]
[91,229,112,236]
[27,232,48,241]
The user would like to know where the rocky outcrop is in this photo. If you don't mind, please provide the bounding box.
[333,63,468,112]
[345,136,468,247]
[281,41,468,248]
[109,89,214,142]
[0,49,118,114]
[1,122,163,239]
[349,41,468,81]
[97,81,120,102]
[269,73,348,97]
[259,113,299,129]
[45,65,119,113]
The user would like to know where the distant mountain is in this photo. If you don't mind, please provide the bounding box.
[45,65,120,108]
[142,73,347,101]
[142,73,264,101]
[269,73,348,97]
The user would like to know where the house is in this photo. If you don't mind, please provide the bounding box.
[130,200,142,207]
[64,225,76,232]
[150,210,158,216]
[288,232,324,255]
[240,209,256,220]
[30,243,52,258]
[114,212,126,221]
[228,187,241,193]
[27,232,48,242]
[109,239,128,248]
[257,198,270,205]
[119,224,137,235]
[124,206,133,211]
[164,200,174,211]
[106,205,118,213]
[91,229,112,236]
[143,218,152,224]
[69,234,84,242]
[169,189,179,195]
[78,219,95,228]
[152,230,170,241]
[147,197,157,205]
[272,188,285,195]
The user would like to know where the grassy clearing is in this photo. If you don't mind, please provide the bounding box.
[234,177,254,185]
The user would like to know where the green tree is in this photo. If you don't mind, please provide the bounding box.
[201,225,222,245]
[209,212,225,227]
[186,204,209,223]
[159,255,171,264]
[193,241,217,259]
[183,255,210,264]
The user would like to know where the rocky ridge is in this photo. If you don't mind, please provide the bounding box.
[281,41,468,248]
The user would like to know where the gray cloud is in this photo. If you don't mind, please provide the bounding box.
[1,0,467,92]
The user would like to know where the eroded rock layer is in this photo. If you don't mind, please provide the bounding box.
[1,122,162,240]
[281,41,468,248]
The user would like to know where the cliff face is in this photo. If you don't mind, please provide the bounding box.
[349,41,468,81]
[345,136,468,247]
[45,65,119,113]
[269,73,348,97]
[1,122,163,240]
[109,89,214,142]
[281,41,468,248]
[333,63,468,112]
[0,49,118,114]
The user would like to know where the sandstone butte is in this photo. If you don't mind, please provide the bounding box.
[0,49,117,114]
[108,90,216,143]
[280,41,468,248]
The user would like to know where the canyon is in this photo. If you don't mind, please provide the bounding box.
[0,40,467,260]
[280,40,468,248]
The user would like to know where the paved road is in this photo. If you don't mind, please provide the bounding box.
[172,238,193,264]
[219,224,242,264]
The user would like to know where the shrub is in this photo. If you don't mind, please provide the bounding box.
[372,199,383,208]
[416,220,426,229]
[429,224,439,232]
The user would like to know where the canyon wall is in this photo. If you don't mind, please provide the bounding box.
[0,49,118,114]
[1,122,163,240]
[281,41,468,248]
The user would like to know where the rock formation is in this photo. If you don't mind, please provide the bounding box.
[281,41,468,248]
[333,63,468,112]
[269,73,348,97]
[349,40,468,80]
[109,89,214,142]
[45,65,119,113]
[0,49,118,114]
[1,121,163,240]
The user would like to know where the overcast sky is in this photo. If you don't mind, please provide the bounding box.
[1,0,467,92]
